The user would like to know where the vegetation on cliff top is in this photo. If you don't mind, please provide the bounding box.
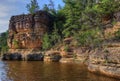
[26,0,40,14]
[0,0,120,51]
[42,0,120,50]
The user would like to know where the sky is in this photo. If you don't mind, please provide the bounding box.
[0,0,64,33]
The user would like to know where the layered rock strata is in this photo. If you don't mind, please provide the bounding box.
[8,11,53,49]
[3,11,53,61]
[88,47,120,79]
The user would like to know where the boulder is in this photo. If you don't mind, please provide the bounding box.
[27,53,44,61]
[44,51,61,62]
[2,53,22,60]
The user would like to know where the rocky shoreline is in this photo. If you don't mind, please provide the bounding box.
[2,45,120,79]
[3,10,120,80]
[88,48,120,79]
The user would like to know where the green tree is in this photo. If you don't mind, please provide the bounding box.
[51,23,61,44]
[43,0,65,39]
[48,0,56,15]
[43,4,49,12]
[26,0,40,14]
[62,0,120,48]
[42,33,52,50]
[0,31,9,53]
[62,0,85,37]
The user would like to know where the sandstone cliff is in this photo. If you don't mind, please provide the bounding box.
[2,11,53,61]
[2,10,120,80]
[8,11,53,49]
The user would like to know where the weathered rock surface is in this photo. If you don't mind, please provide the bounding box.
[104,22,120,39]
[4,11,53,61]
[44,51,62,62]
[74,47,90,64]
[3,10,120,79]
[57,36,120,79]
[8,11,53,49]
[114,12,120,21]
[88,47,120,79]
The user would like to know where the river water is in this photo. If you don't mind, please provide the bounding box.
[0,61,119,81]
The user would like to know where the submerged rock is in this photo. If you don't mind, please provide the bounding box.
[27,53,44,61]
[2,52,44,61]
[2,53,22,60]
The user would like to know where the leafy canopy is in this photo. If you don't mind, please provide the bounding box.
[26,0,39,14]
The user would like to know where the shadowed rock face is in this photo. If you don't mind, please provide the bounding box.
[2,53,22,60]
[114,12,120,21]
[8,11,53,49]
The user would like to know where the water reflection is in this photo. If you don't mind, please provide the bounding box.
[0,61,119,81]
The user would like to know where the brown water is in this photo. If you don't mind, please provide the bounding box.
[0,61,119,81]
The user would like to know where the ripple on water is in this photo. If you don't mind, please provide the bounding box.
[0,61,119,81]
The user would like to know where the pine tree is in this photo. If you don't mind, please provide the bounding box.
[43,4,49,12]
[62,0,84,37]
[26,0,40,14]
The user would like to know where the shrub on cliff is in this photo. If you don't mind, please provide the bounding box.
[42,33,52,50]
[42,28,61,50]
[74,28,102,48]
[114,29,120,40]
[13,39,19,49]
[0,31,9,53]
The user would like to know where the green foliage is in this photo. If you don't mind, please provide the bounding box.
[60,0,120,48]
[36,0,120,50]
[42,26,61,50]
[13,39,19,48]
[73,53,77,59]
[42,33,52,50]
[51,25,61,44]
[114,29,120,39]
[93,0,120,15]
[42,0,66,50]
[43,4,49,12]
[64,45,69,52]
[104,49,109,53]
[42,0,56,15]
[1,46,9,53]
[26,0,39,14]
[0,31,9,53]
[62,0,83,37]
[74,28,102,48]
[62,0,120,36]
[112,21,117,25]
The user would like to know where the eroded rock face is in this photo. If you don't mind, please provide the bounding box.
[44,51,62,62]
[8,11,53,49]
[88,48,120,79]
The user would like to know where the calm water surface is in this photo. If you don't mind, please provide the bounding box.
[0,61,119,81]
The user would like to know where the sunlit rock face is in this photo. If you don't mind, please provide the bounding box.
[8,11,53,49]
